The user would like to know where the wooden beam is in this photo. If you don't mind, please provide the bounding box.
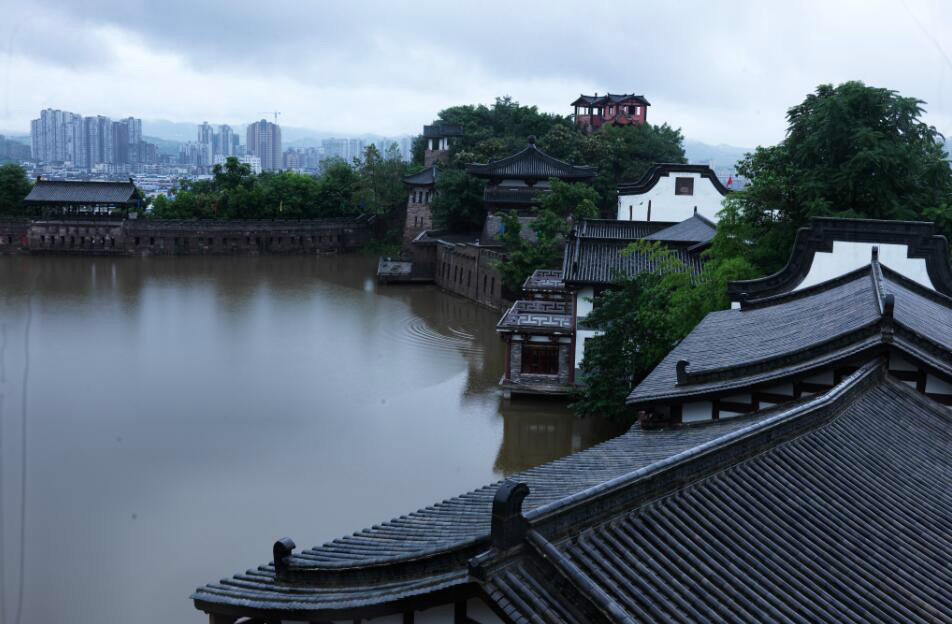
[799,381,833,394]
[718,401,757,414]
[403,610,415,624]
[926,392,952,406]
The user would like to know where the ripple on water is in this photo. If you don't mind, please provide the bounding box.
[387,313,485,359]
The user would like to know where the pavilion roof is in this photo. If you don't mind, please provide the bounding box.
[402,166,437,186]
[24,179,137,205]
[465,138,596,181]
[422,123,464,138]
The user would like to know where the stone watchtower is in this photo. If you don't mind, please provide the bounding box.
[423,123,463,167]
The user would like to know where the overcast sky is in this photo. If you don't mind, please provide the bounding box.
[2,0,952,147]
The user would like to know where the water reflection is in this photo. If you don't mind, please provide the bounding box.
[0,254,620,624]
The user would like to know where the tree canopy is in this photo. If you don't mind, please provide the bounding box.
[151,151,410,223]
[417,96,686,221]
[574,80,952,421]
[495,179,600,292]
[724,80,952,274]
[0,164,33,216]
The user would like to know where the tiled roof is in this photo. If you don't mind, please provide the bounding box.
[466,139,596,181]
[487,365,952,623]
[422,123,463,138]
[562,237,704,286]
[24,179,137,204]
[402,166,436,186]
[497,299,572,334]
[522,269,565,293]
[628,261,952,406]
[574,218,676,240]
[192,414,769,618]
[642,213,716,246]
[571,93,651,107]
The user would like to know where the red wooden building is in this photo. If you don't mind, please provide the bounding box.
[571,92,650,131]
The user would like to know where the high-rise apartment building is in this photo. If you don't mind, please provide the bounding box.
[30,108,150,168]
[246,119,282,171]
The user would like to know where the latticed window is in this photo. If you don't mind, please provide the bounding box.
[675,177,694,195]
[522,344,559,375]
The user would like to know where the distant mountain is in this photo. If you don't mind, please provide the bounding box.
[141,118,410,146]
[143,135,183,157]
[0,134,32,146]
[684,139,751,171]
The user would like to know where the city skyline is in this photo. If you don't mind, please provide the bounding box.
[3,1,952,148]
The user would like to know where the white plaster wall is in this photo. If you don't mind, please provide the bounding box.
[682,402,711,423]
[575,329,598,369]
[795,242,935,291]
[574,287,597,368]
[926,374,952,395]
[618,173,726,223]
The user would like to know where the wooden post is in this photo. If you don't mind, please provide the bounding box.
[454,600,468,623]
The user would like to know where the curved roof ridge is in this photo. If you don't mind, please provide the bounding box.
[465,140,596,180]
[740,264,874,309]
[728,217,952,303]
[617,163,731,196]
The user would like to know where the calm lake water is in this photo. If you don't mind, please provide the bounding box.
[0,254,622,624]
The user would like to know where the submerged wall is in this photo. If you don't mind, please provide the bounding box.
[0,216,376,256]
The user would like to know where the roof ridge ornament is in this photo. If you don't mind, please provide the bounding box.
[490,480,529,550]
[273,537,296,576]
[676,360,690,385]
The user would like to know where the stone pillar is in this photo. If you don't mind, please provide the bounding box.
[509,339,523,383]
[558,342,572,385]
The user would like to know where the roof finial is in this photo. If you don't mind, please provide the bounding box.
[527,135,536,146]
[273,537,296,576]
[676,360,690,385]
[491,480,530,550]
[871,246,879,263]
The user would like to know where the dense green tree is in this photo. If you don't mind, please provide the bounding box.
[0,163,32,216]
[429,168,486,232]
[495,180,601,291]
[496,208,569,293]
[572,241,756,420]
[148,154,409,227]
[578,124,687,216]
[727,80,952,274]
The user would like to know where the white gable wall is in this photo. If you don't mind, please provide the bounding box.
[795,241,935,291]
[618,172,726,223]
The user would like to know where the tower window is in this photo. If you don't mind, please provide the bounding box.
[675,177,694,196]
